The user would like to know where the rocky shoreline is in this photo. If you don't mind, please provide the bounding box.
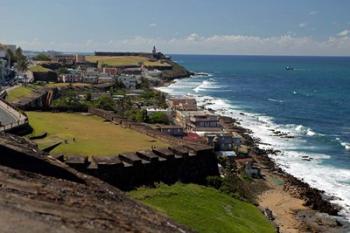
[223,114,350,228]
[223,117,350,232]
[155,76,349,232]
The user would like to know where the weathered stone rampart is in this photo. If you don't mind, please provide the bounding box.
[0,133,194,232]
[57,144,219,191]
[83,108,219,190]
[12,87,59,110]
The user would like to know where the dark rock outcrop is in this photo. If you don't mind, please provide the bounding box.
[283,175,340,215]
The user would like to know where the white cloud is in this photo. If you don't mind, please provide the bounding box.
[185,33,203,41]
[309,11,319,16]
[299,23,307,28]
[149,23,157,27]
[9,33,350,56]
[337,29,349,37]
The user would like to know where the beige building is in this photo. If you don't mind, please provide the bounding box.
[175,110,222,132]
[75,54,86,63]
[168,97,198,111]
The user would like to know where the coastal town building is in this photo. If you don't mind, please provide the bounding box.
[0,59,6,83]
[231,132,242,147]
[102,67,119,76]
[54,54,75,65]
[206,133,235,151]
[75,54,86,63]
[58,69,82,83]
[168,97,198,111]
[244,161,261,178]
[0,47,7,58]
[58,73,82,83]
[149,124,184,137]
[143,69,162,78]
[142,69,162,86]
[0,45,12,83]
[98,75,114,84]
[175,110,222,132]
[117,75,139,89]
[122,67,142,76]
[83,75,98,84]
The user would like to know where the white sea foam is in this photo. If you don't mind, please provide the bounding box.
[341,142,350,151]
[268,98,284,103]
[193,80,222,93]
[159,77,350,221]
[292,124,318,136]
[336,138,350,151]
[192,72,213,78]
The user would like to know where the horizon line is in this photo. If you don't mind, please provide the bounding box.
[23,49,350,58]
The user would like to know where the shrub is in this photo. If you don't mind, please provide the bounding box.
[206,176,223,189]
[95,95,115,111]
[148,112,169,124]
[33,53,51,61]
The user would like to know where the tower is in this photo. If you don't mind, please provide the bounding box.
[152,46,157,57]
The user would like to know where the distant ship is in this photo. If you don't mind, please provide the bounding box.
[285,66,294,71]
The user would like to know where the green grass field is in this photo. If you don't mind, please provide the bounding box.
[29,65,52,72]
[27,112,168,156]
[6,85,39,102]
[130,183,275,233]
[85,55,171,68]
[45,83,92,88]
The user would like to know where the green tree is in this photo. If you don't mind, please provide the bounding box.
[6,49,16,66]
[148,112,169,124]
[140,77,150,89]
[14,47,29,72]
[114,80,125,89]
[57,67,69,75]
[86,92,92,101]
[95,95,115,111]
[33,53,51,61]
[135,109,148,122]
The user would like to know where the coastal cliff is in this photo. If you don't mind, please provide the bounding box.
[161,60,193,81]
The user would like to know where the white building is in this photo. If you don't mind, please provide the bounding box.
[83,75,98,84]
[98,75,114,84]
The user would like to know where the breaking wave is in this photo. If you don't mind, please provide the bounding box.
[193,80,222,93]
[335,138,350,151]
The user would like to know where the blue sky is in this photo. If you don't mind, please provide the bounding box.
[1,0,350,55]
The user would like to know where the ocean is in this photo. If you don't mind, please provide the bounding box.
[158,55,350,220]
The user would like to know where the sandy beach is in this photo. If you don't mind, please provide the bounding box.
[257,174,307,232]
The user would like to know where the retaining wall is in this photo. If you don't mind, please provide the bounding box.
[0,99,29,132]
[57,144,219,191]
[13,88,59,110]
